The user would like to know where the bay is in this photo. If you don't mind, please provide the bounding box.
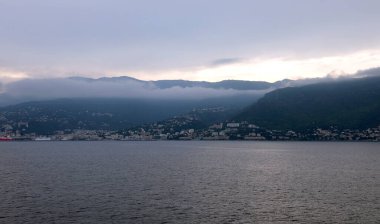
[0,141,379,223]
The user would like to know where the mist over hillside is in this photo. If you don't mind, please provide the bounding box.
[1,68,375,107]
[0,76,283,107]
[0,76,275,134]
[0,68,379,134]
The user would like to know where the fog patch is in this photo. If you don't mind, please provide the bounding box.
[1,78,271,106]
[354,67,380,78]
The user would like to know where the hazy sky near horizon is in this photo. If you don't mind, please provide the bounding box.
[1,0,380,82]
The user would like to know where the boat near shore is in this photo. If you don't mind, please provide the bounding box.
[0,136,13,141]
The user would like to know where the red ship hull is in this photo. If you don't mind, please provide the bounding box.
[0,137,12,141]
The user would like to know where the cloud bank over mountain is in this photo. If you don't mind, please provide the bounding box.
[0,77,274,106]
[1,67,379,107]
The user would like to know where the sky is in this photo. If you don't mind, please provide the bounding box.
[0,0,380,83]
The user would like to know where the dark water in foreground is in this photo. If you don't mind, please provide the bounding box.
[0,141,379,224]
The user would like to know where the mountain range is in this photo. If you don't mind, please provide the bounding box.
[0,76,290,107]
[0,68,380,134]
[0,76,281,134]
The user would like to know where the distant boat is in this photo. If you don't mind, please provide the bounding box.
[34,137,52,141]
[0,136,13,141]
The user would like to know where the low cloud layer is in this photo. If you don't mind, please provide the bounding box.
[354,67,380,78]
[1,67,379,107]
[0,77,272,106]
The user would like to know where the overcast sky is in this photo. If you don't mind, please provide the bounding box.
[0,0,380,82]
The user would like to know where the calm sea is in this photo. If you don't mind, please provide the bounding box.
[0,141,379,223]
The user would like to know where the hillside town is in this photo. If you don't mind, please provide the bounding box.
[1,117,380,141]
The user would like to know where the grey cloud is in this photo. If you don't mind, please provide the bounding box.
[211,58,244,66]
[284,68,380,87]
[354,67,380,78]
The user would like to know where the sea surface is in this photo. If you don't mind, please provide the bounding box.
[0,141,379,223]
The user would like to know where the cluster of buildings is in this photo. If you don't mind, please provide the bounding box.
[123,121,380,141]
[1,114,380,141]
[309,127,380,141]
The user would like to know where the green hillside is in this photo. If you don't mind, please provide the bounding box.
[236,76,380,131]
[0,95,258,135]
